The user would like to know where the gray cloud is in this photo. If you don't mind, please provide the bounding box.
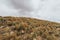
[0,0,60,23]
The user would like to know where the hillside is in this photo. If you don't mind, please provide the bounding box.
[0,16,60,40]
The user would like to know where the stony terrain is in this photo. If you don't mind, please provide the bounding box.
[0,16,60,40]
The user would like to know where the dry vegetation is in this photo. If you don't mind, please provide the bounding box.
[0,16,60,40]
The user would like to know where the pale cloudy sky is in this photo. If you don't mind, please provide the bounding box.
[0,0,60,23]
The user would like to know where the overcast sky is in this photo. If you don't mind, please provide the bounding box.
[0,0,60,23]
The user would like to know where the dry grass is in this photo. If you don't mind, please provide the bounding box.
[0,16,60,40]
